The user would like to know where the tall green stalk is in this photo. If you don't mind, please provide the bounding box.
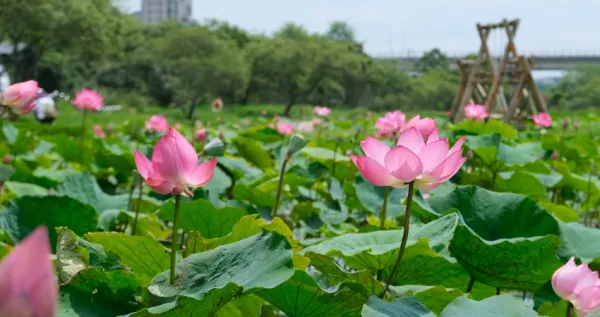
[170,194,182,285]
[380,181,415,297]
[272,152,291,218]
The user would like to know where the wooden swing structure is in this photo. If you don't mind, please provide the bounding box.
[449,19,548,124]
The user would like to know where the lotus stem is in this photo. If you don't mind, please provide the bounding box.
[466,276,475,293]
[170,194,181,285]
[131,179,143,236]
[379,187,390,230]
[272,152,291,218]
[380,181,415,297]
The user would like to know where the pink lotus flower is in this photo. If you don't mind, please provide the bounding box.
[3,154,10,165]
[106,124,114,132]
[72,88,103,111]
[268,123,275,129]
[195,128,207,142]
[375,111,406,139]
[1,80,38,114]
[312,118,321,125]
[314,106,331,117]
[134,128,217,196]
[277,123,293,135]
[552,257,600,316]
[218,126,224,139]
[464,104,489,121]
[145,115,169,133]
[93,125,106,139]
[0,227,57,316]
[273,115,280,122]
[533,112,552,128]
[366,111,372,118]
[350,127,466,190]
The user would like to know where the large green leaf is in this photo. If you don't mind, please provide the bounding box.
[157,199,246,238]
[218,156,264,181]
[85,232,170,286]
[0,196,97,250]
[557,221,600,264]
[67,267,139,303]
[302,147,350,162]
[466,134,537,167]
[0,163,15,182]
[361,296,435,317]
[440,295,539,317]
[301,214,458,272]
[4,181,49,196]
[59,286,137,317]
[390,285,463,316]
[148,231,294,312]
[232,137,274,170]
[539,202,580,223]
[416,186,562,291]
[495,172,548,201]
[56,227,89,284]
[452,119,517,139]
[307,252,384,295]
[58,172,129,213]
[259,270,368,317]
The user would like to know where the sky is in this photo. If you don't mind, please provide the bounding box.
[117,0,600,57]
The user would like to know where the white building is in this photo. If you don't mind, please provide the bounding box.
[138,0,192,25]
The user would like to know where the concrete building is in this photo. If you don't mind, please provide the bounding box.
[138,0,192,25]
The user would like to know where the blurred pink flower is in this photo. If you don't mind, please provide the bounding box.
[195,128,207,142]
[106,124,114,132]
[312,118,321,125]
[403,115,438,142]
[375,111,406,139]
[533,112,552,128]
[93,125,106,139]
[550,151,559,160]
[218,126,224,139]
[366,111,372,118]
[422,193,431,199]
[174,123,183,130]
[552,257,600,316]
[134,128,217,196]
[268,123,275,129]
[0,227,57,317]
[3,154,10,165]
[277,123,294,135]
[314,106,331,117]
[1,80,38,114]
[350,126,466,190]
[48,188,56,195]
[273,115,280,122]
[262,110,268,116]
[464,104,489,121]
[145,115,169,133]
[72,88,103,111]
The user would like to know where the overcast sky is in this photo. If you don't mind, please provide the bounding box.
[117,0,600,57]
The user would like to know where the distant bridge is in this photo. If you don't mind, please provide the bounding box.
[376,52,600,71]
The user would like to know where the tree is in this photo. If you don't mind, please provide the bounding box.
[0,0,130,82]
[205,19,252,49]
[415,48,449,73]
[151,26,249,119]
[325,21,356,42]
[274,23,311,40]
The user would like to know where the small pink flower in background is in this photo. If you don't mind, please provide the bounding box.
[562,118,569,129]
[218,126,224,139]
[0,227,57,316]
[145,115,169,133]
[48,188,56,195]
[273,115,280,122]
[366,111,372,118]
[277,123,294,135]
[195,120,203,128]
[533,112,552,128]
[446,111,451,118]
[1,80,38,114]
[134,128,218,196]
[574,121,580,130]
[3,154,10,165]
[375,111,406,139]
[312,118,321,125]
[174,123,183,130]
[106,124,113,132]
[550,152,559,160]
[195,128,207,142]
[262,110,268,116]
[314,106,331,117]
[93,125,106,139]
[552,257,600,316]
[268,123,275,129]
[422,193,431,199]
[464,104,489,121]
[350,125,466,190]
[216,116,222,123]
[72,88,103,111]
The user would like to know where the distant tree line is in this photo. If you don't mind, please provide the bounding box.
[0,0,590,117]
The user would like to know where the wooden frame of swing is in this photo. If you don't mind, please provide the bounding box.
[449,19,549,124]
